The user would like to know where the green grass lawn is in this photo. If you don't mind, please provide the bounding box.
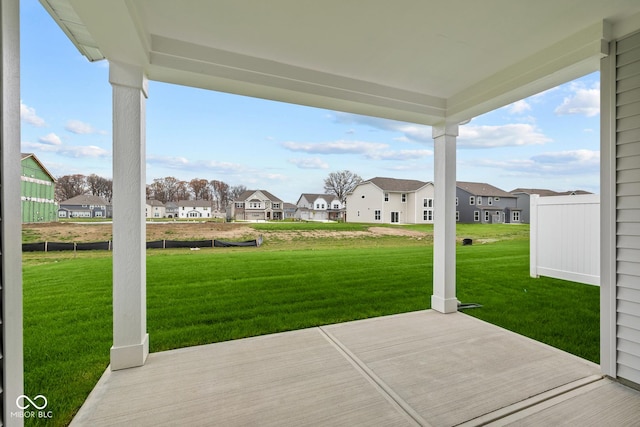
[22,223,599,426]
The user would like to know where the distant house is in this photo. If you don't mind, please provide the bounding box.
[176,200,212,218]
[283,202,297,219]
[295,193,344,221]
[456,182,519,224]
[231,190,284,221]
[346,177,434,224]
[510,188,593,223]
[165,201,178,218]
[145,199,166,219]
[58,194,112,219]
[21,153,58,223]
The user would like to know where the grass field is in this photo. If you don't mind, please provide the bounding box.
[22,223,599,426]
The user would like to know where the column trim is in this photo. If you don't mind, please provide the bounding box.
[431,123,458,314]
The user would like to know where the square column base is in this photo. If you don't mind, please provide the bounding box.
[431,295,459,314]
[110,334,149,371]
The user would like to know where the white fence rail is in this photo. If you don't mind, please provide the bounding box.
[530,194,600,286]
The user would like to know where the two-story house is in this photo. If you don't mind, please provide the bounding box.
[21,153,57,223]
[145,199,166,219]
[58,194,112,219]
[177,200,212,218]
[231,190,284,221]
[165,201,178,218]
[346,177,434,224]
[456,181,520,224]
[295,193,344,221]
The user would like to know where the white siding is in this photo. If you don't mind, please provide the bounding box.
[530,194,600,286]
[615,30,640,385]
[346,182,383,223]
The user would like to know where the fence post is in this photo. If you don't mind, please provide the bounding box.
[45,241,48,253]
[530,194,539,278]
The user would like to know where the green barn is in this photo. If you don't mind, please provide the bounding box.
[21,153,57,223]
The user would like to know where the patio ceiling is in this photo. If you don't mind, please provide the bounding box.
[40,0,640,125]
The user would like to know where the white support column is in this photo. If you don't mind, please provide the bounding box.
[432,123,458,314]
[109,61,149,370]
[2,0,25,424]
[600,39,617,378]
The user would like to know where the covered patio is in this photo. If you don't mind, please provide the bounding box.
[3,0,640,425]
[71,311,640,426]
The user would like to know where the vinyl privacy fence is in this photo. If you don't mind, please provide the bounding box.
[529,194,600,286]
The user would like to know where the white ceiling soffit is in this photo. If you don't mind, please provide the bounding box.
[40,0,640,125]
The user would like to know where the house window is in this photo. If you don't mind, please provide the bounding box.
[488,197,493,206]
[357,210,360,217]
[188,211,200,218]
[391,212,399,223]
[316,203,320,209]
[512,211,521,222]
[456,211,460,221]
[384,193,389,202]
[423,210,433,221]
[469,196,475,205]
[477,196,482,205]
[333,203,339,209]
[273,203,280,209]
[95,211,103,218]
[484,211,490,222]
[235,202,244,208]
[374,210,381,220]
[474,211,480,222]
[322,204,325,209]
[401,194,407,203]
[456,197,458,206]
[423,198,433,208]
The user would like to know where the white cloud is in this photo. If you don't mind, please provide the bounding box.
[38,133,62,146]
[555,83,600,117]
[147,154,248,175]
[21,141,109,158]
[508,100,532,114]
[459,124,552,148]
[20,101,46,127]
[288,157,330,169]
[281,140,388,155]
[65,120,106,135]
[367,149,432,161]
[471,149,599,176]
[281,139,431,161]
[331,113,431,143]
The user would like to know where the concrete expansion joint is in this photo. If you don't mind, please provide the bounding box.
[457,374,606,426]
[318,326,431,427]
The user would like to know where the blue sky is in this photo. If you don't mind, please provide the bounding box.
[20,2,600,203]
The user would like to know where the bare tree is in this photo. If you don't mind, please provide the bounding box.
[148,176,181,203]
[175,180,190,201]
[229,184,247,202]
[55,174,88,201]
[210,179,230,210]
[87,174,113,202]
[189,178,210,200]
[323,170,362,203]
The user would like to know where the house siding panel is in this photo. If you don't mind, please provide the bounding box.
[615,30,640,386]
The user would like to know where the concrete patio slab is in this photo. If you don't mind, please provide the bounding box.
[71,310,639,426]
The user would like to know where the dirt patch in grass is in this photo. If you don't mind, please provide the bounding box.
[23,222,432,243]
[22,222,255,243]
